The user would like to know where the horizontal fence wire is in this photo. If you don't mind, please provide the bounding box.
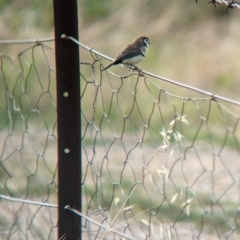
[63,35,240,107]
[0,39,57,240]
[65,35,240,239]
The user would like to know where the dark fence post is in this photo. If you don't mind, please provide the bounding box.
[53,0,81,239]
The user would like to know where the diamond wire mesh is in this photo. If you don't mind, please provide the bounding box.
[0,42,57,240]
[80,45,240,239]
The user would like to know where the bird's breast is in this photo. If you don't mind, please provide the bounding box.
[121,54,144,65]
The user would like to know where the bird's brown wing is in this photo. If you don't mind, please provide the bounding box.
[102,44,138,71]
[114,45,143,64]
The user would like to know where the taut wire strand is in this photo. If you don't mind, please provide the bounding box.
[62,34,240,106]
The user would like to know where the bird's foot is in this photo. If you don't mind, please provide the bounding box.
[128,65,144,76]
[128,64,139,71]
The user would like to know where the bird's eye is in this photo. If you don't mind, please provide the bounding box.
[144,38,150,46]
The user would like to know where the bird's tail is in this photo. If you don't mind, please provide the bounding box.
[101,62,114,71]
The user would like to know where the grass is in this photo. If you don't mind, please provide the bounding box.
[81,170,240,237]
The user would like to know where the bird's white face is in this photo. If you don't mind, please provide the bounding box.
[143,38,150,48]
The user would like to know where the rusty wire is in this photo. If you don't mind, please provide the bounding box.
[195,0,240,12]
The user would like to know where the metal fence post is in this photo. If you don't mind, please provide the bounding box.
[53,0,81,239]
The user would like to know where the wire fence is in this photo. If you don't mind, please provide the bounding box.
[74,36,240,239]
[0,40,57,240]
[1,35,240,240]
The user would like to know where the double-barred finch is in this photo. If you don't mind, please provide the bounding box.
[102,36,150,71]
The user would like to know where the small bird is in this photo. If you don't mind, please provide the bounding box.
[102,36,150,71]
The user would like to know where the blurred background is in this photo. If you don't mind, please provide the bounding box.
[0,0,239,99]
[79,0,240,100]
[0,1,240,239]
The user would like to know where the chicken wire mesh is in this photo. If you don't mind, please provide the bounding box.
[0,40,58,240]
[76,38,240,239]
[1,36,240,240]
